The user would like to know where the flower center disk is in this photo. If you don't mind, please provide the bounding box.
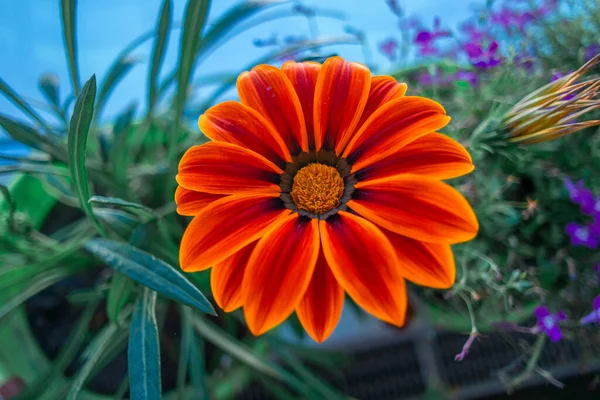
[290,163,344,215]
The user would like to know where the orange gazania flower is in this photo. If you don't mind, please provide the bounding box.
[176,57,478,343]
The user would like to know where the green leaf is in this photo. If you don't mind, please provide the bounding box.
[38,74,61,106]
[89,196,156,217]
[84,238,216,315]
[0,163,71,177]
[148,0,172,115]
[168,0,211,160]
[60,0,80,96]
[66,324,119,400]
[93,207,140,239]
[178,306,208,399]
[67,74,108,237]
[107,271,135,324]
[0,184,16,216]
[0,77,54,134]
[0,115,65,160]
[129,288,161,400]
[95,57,139,120]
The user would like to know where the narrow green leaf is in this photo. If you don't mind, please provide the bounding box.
[67,74,108,237]
[193,317,314,398]
[188,327,208,399]
[148,0,172,115]
[0,77,55,133]
[168,0,211,160]
[66,324,119,400]
[0,163,71,177]
[0,115,64,160]
[178,306,208,399]
[38,74,60,106]
[60,0,80,96]
[95,57,139,120]
[111,103,137,190]
[84,238,216,315]
[0,184,16,215]
[93,207,140,239]
[89,196,156,217]
[129,288,161,400]
[106,271,135,324]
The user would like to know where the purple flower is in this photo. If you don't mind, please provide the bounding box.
[534,306,567,342]
[586,44,600,62]
[491,8,535,33]
[379,38,399,61]
[580,295,600,325]
[564,178,595,214]
[460,22,490,42]
[465,40,502,70]
[455,71,478,87]
[566,222,599,249]
[414,17,451,56]
[515,56,534,71]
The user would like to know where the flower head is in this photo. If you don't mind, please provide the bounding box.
[414,17,451,56]
[505,54,600,144]
[534,306,567,342]
[564,178,595,214]
[176,57,478,342]
[581,295,600,325]
[565,222,598,249]
[379,38,399,61]
[465,40,501,70]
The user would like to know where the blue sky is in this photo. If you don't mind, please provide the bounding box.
[0,0,483,123]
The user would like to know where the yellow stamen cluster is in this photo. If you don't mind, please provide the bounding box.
[290,163,344,215]
[506,53,600,144]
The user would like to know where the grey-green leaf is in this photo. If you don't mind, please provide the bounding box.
[89,196,156,217]
[66,324,119,400]
[84,238,216,315]
[39,74,61,106]
[0,77,54,134]
[148,0,172,115]
[129,289,161,400]
[60,0,80,96]
[67,74,108,237]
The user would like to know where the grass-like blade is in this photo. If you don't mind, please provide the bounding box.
[147,0,172,116]
[0,78,55,134]
[0,115,65,160]
[0,184,16,216]
[129,289,161,400]
[66,324,119,400]
[84,238,216,315]
[38,73,60,106]
[0,163,71,177]
[89,195,156,217]
[106,271,135,324]
[95,57,139,120]
[67,74,108,237]
[60,0,80,96]
[168,0,211,160]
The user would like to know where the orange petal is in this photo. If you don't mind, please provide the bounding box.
[242,215,319,336]
[313,56,371,153]
[237,65,308,154]
[296,249,344,343]
[180,194,290,272]
[357,76,407,128]
[320,212,407,326]
[342,96,451,173]
[357,132,474,181]
[175,186,223,216]
[176,142,282,195]
[199,101,291,167]
[211,241,256,312]
[349,175,479,244]
[384,229,456,289]
[281,61,321,151]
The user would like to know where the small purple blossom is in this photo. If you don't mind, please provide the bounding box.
[455,71,479,87]
[491,8,534,33]
[534,306,567,342]
[465,40,502,70]
[566,223,599,249]
[414,17,451,56]
[460,22,491,42]
[379,38,399,61]
[564,178,596,214]
[586,44,600,62]
[515,55,534,71]
[580,295,600,325]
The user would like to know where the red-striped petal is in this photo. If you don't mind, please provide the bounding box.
[281,61,321,151]
[198,101,291,167]
[211,242,256,312]
[238,65,308,154]
[296,249,344,343]
[320,212,407,326]
[357,76,407,128]
[180,194,290,272]
[243,215,320,336]
[357,132,474,181]
[175,186,223,216]
[349,175,479,244]
[384,229,456,289]
[342,96,450,173]
[313,57,371,153]
[176,142,282,195]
